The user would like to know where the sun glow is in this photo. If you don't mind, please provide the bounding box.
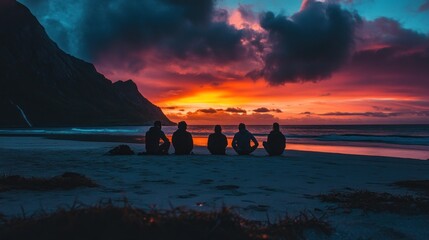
[160,89,254,110]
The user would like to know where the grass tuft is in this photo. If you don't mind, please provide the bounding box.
[318,190,429,214]
[0,172,98,192]
[393,180,429,195]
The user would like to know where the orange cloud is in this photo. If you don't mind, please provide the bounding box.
[167,109,279,125]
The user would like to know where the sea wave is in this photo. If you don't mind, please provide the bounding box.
[314,134,429,146]
[2,126,429,146]
[70,128,140,133]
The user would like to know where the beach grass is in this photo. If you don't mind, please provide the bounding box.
[393,180,429,195]
[318,189,429,214]
[0,201,332,240]
[0,172,98,192]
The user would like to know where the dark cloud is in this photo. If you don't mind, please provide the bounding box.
[416,111,429,116]
[326,0,358,4]
[344,17,429,90]
[162,72,222,82]
[300,112,313,115]
[253,107,270,113]
[163,106,179,110]
[140,70,243,86]
[319,110,429,118]
[213,8,229,23]
[250,0,360,84]
[168,109,279,125]
[356,17,428,49]
[349,47,429,86]
[197,108,217,114]
[319,112,401,118]
[225,107,247,113]
[194,107,283,115]
[19,0,246,73]
[372,106,392,111]
[419,0,429,12]
[238,4,257,23]
[253,107,282,113]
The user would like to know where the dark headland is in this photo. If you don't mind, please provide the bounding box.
[0,0,173,128]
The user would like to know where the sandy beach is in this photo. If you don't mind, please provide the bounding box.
[1,136,429,239]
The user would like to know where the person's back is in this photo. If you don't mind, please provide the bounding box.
[172,121,193,155]
[263,123,285,156]
[145,127,160,153]
[145,121,170,155]
[208,125,228,155]
[232,123,258,155]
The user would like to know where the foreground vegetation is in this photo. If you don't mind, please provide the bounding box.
[0,202,332,240]
[318,189,429,214]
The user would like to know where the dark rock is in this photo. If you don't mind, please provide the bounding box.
[0,2,173,127]
[107,145,135,155]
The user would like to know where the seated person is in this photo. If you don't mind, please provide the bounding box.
[232,123,259,155]
[145,120,170,155]
[263,122,286,156]
[172,121,193,155]
[208,125,228,155]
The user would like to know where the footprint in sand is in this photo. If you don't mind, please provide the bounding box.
[243,204,270,212]
[258,186,281,192]
[215,185,240,190]
[225,191,247,196]
[199,179,214,185]
[143,179,176,185]
[215,185,246,196]
[136,189,152,195]
[176,193,198,199]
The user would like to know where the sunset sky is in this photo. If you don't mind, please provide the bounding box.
[19,0,429,124]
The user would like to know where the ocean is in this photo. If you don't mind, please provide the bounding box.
[1,124,428,159]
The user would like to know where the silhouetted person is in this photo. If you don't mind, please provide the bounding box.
[232,123,259,155]
[263,122,286,156]
[172,121,193,155]
[208,125,228,155]
[145,121,170,155]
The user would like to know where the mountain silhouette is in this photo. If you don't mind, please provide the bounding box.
[0,0,173,127]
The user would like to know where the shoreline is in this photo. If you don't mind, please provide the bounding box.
[1,133,428,160]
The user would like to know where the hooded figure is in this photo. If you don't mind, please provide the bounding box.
[172,121,193,155]
[263,122,286,156]
[208,125,228,155]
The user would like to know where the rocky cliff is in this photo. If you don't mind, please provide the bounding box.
[0,1,173,127]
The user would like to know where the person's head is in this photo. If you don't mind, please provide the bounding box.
[273,122,280,131]
[214,125,222,133]
[154,120,162,129]
[238,123,246,131]
[178,121,187,130]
